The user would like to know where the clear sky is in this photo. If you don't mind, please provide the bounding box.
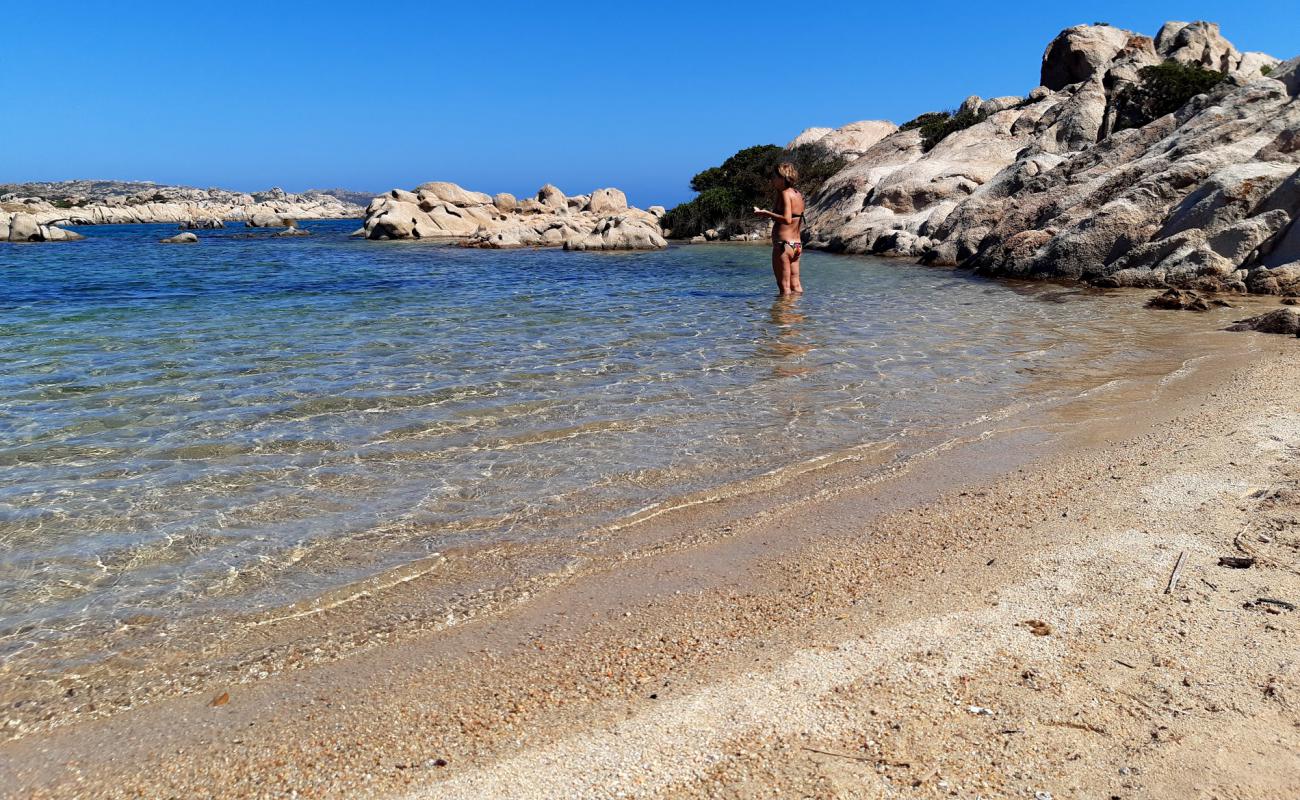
[3,1,1288,207]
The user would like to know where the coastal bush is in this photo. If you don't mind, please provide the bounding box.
[663,144,843,239]
[787,145,848,198]
[1112,60,1227,132]
[1261,64,1273,76]
[900,108,989,152]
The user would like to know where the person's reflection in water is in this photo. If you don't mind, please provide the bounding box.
[758,296,813,379]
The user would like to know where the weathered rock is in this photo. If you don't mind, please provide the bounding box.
[246,212,284,228]
[160,232,199,244]
[537,184,567,211]
[788,120,897,161]
[648,205,666,218]
[273,226,311,237]
[1226,307,1300,335]
[8,213,41,242]
[803,20,1295,296]
[1147,288,1210,310]
[39,225,85,242]
[563,214,667,251]
[364,180,665,250]
[415,182,493,207]
[1040,24,1133,90]
[586,188,628,215]
[365,201,423,239]
[1155,21,1255,74]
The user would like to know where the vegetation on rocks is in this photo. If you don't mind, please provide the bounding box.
[1112,60,1228,132]
[899,108,990,151]
[662,144,845,239]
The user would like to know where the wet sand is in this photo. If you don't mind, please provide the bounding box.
[3,323,1299,798]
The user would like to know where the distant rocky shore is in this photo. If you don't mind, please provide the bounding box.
[794,21,1298,304]
[362,182,667,250]
[1,181,364,242]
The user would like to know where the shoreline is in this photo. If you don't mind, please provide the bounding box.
[4,306,1298,797]
[0,283,1275,736]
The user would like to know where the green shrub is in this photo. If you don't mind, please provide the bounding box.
[1261,64,1273,76]
[899,111,950,132]
[1112,60,1227,133]
[661,143,849,239]
[786,145,848,197]
[900,108,989,152]
[661,145,781,239]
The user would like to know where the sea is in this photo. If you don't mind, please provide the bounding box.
[0,218,1255,671]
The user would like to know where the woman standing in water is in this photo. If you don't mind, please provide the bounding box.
[753,162,806,295]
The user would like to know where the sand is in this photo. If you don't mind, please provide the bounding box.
[3,332,1298,799]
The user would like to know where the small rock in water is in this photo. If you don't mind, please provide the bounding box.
[160,232,199,244]
[1226,308,1300,336]
[1146,288,1209,311]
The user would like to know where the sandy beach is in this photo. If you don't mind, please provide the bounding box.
[1,313,1296,798]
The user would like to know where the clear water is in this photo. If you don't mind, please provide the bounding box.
[0,220,1210,659]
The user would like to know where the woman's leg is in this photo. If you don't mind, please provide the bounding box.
[789,248,803,293]
[772,246,791,294]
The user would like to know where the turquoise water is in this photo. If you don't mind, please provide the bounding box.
[0,220,1192,660]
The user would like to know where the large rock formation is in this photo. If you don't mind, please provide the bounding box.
[0,180,365,228]
[363,181,666,250]
[0,211,84,242]
[786,120,898,161]
[803,21,1297,295]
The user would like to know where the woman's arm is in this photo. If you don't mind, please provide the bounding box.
[753,190,794,224]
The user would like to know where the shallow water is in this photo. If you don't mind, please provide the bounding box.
[0,220,1247,664]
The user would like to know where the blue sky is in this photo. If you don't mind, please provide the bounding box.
[2,2,1288,206]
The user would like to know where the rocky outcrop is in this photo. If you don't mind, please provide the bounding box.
[0,180,364,229]
[786,120,897,160]
[160,232,199,244]
[801,21,1296,296]
[1,212,84,242]
[363,181,666,250]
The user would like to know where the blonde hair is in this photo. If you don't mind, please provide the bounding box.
[775,162,800,189]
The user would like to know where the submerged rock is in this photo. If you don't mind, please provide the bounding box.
[160,232,199,244]
[1147,288,1211,311]
[181,218,224,230]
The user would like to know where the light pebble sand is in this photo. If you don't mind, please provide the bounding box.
[4,335,1300,799]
